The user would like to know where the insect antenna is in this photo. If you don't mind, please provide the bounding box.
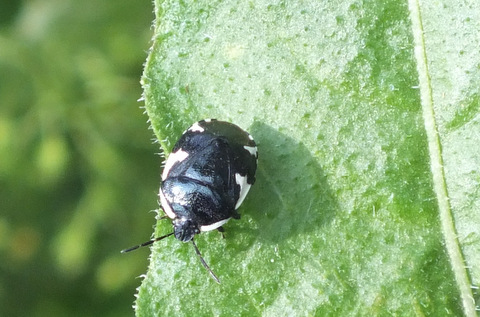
[191,239,220,284]
[121,232,174,253]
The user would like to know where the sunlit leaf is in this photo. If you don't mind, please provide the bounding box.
[138,0,480,315]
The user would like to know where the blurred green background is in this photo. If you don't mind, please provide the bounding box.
[0,1,162,316]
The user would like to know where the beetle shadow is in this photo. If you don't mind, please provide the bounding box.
[229,121,338,245]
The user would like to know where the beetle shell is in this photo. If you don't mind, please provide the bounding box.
[159,119,258,242]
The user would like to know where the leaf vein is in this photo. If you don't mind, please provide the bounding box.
[408,0,476,315]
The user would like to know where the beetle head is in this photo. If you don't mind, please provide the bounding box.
[173,218,200,242]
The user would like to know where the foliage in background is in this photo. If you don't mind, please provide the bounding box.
[138,0,480,316]
[0,1,159,316]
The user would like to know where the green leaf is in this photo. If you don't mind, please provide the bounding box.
[137,0,480,315]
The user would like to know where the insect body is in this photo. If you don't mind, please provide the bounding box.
[122,119,258,283]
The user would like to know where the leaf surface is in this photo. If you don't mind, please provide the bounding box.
[137,0,480,315]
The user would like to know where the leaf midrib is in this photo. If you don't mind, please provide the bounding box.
[408,0,476,315]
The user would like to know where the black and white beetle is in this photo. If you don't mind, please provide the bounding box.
[122,119,258,283]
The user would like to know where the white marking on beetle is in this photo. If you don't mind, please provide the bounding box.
[248,134,254,141]
[162,149,189,180]
[200,218,230,231]
[159,189,176,219]
[243,145,257,157]
[235,173,252,209]
[204,118,212,122]
[188,122,204,132]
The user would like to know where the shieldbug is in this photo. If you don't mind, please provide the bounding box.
[122,119,258,283]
